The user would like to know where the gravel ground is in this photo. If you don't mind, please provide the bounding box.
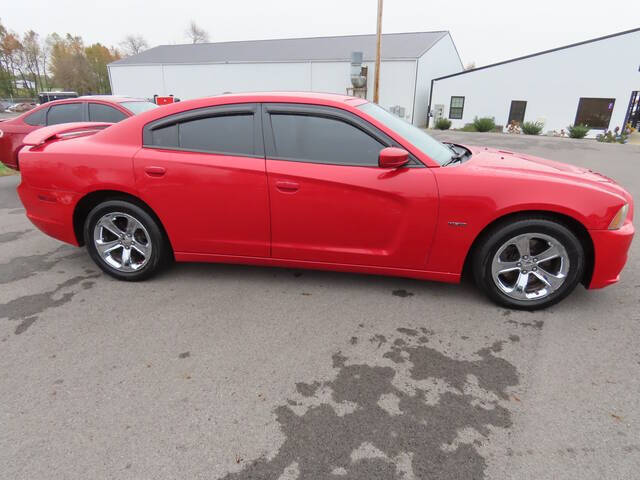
[0,131,638,480]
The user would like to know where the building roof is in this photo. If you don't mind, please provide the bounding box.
[110,31,449,66]
[433,27,640,82]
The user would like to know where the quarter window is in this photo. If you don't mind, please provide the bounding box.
[24,108,46,126]
[89,103,127,123]
[270,114,384,166]
[575,98,615,129]
[449,96,465,119]
[47,103,83,125]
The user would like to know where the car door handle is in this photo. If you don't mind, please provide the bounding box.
[275,180,300,193]
[144,166,166,177]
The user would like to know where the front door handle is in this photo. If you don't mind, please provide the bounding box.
[275,180,300,193]
[144,166,166,177]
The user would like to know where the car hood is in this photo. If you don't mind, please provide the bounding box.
[460,145,631,198]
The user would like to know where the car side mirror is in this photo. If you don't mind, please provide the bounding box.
[379,147,409,168]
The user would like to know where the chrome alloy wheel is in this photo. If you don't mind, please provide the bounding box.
[491,233,570,301]
[93,212,152,272]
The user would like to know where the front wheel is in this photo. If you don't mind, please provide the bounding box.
[84,200,168,281]
[473,218,585,310]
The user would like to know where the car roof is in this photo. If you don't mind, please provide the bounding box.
[219,91,366,104]
[78,95,149,103]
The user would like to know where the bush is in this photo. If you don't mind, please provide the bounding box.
[434,118,452,130]
[596,126,628,144]
[472,116,496,132]
[567,124,590,139]
[521,121,544,135]
[460,123,477,132]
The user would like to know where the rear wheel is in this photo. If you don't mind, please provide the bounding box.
[473,218,585,310]
[84,200,168,281]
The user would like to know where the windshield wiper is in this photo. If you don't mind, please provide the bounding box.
[442,143,467,166]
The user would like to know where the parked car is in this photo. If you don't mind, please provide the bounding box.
[38,91,78,104]
[0,96,157,170]
[6,102,37,113]
[16,93,634,309]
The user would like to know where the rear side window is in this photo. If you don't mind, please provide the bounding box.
[270,114,383,166]
[145,110,257,156]
[24,108,46,126]
[47,103,83,125]
[89,103,127,123]
[179,115,254,156]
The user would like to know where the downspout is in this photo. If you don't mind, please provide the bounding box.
[426,78,435,128]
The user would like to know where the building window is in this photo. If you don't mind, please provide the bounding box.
[575,98,615,129]
[508,100,527,125]
[449,96,464,119]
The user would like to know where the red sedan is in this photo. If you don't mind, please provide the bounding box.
[16,92,634,309]
[0,96,157,170]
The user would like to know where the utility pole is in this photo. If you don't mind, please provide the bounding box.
[373,0,383,104]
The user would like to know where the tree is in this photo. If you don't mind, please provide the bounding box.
[120,34,148,56]
[49,33,93,94]
[185,21,209,44]
[85,43,120,94]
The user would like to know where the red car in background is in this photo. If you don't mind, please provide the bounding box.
[0,96,157,170]
[15,92,634,310]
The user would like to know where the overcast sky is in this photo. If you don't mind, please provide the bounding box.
[2,0,636,66]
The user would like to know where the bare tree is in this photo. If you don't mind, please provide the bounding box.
[119,35,148,56]
[185,21,209,44]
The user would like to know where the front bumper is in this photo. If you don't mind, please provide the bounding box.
[588,220,634,289]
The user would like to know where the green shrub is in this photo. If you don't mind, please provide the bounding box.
[596,126,628,144]
[0,163,17,177]
[567,124,590,139]
[472,116,496,132]
[460,123,477,132]
[434,118,452,130]
[521,121,544,135]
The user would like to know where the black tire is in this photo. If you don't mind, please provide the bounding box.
[472,217,585,310]
[84,200,168,281]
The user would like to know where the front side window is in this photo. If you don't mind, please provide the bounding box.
[270,114,383,166]
[47,103,83,125]
[24,108,46,126]
[89,103,127,123]
[449,96,465,119]
[575,98,615,129]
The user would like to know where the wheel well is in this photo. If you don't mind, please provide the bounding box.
[73,190,173,257]
[462,210,595,286]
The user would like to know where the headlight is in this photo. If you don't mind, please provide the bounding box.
[608,204,629,230]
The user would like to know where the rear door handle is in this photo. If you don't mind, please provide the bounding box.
[144,166,166,177]
[275,180,300,193]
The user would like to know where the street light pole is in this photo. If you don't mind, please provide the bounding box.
[373,0,383,104]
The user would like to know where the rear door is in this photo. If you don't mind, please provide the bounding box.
[134,103,270,256]
[262,103,438,269]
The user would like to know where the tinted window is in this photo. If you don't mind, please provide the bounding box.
[151,124,179,148]
[89,103,127,123]
[270,114,383,166]
[47,103,83,125]
[24,108,46,126]
[178,114,254,155]
[575,98,615,129]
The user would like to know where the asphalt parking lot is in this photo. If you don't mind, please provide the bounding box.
[1,131,638,479]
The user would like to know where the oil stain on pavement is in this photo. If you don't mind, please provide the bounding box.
[222,328,520,479]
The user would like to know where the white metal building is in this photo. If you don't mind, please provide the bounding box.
[108,32,463,126]
[429,28,640,136]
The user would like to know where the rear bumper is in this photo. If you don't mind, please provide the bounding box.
[17,180,79,246]
[588,221,634,289]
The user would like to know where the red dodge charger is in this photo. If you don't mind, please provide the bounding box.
[0,95,157,170]
[16,92,634,309]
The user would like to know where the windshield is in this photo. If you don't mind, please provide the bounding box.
[121,101,158,115]
[357,102,453,165]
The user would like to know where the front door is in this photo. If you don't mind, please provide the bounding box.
[134,103,270,256]
[262,104,438,269]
